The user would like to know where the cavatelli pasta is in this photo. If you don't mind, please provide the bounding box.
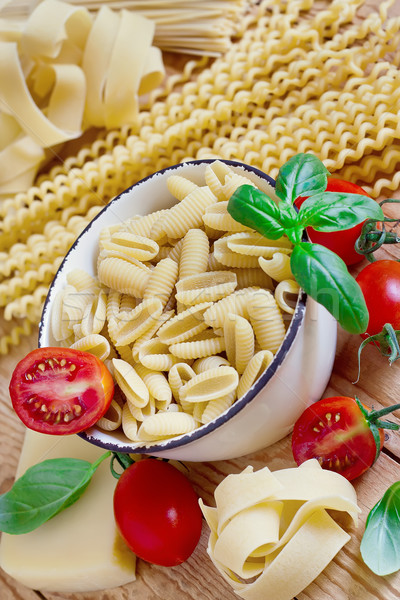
[137,411,197,442]
[112,358,149,408]
[98,256,151,297]
[224,313,255,374]
[70,333,111,361]
[237,350,274,399]
[179,366,239,403]
[259,253,294,282]
[157,302,212,344]
[201,391,236,424]
[45,160,302,445]
[142,257,179,308]
[247,290,286,354]
[179,228,209,279]
[175,270,237,305]
[111,298,163,346]
[97,398,123,432]
[274,279,301,314]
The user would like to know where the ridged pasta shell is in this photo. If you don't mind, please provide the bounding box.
[201,390,236,424]
[98,256,151,298]
[227,232,292,258]
[247,290,286,353]
[101,232,159,261]
[203,201,251,233]
[224,313,255,374]
[258,253,294,282]
[137,411,197,441]
[192,355,231,373]
[175,271,237,305]
[134,363,172,404]
[112,358,149,407]
[157,301,213,345]
[204,160,232,201]
[203,286,260,329]
[274,279,301,314]
[138,338,180,371]
[170,335,226,360]
[179,366,239,403]
[143,257,178,308]
[111,298,163,346]
[214,236,260,268]
[70,333,110,361]
[179,228,209,279]
[237,350,274,399]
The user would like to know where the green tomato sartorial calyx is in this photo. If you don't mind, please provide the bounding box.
[227,153,385,334]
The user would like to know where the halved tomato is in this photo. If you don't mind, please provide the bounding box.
[9,347,114,435]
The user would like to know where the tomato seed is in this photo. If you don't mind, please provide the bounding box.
[60,359,67,367]
[38,363,45,371]
[335,413,341,422]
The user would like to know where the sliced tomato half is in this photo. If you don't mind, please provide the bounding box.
[9,347,114,435]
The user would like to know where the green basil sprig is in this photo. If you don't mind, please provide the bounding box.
[227,153,384,334]
[360,481,400,576]
[0,451,110,534]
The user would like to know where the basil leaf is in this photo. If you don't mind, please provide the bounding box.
[299,192,384,231]
[275,153,329,204]
[290,243,369,334]
[227,185,285,240]
[0,452,110,534]
[360,482,400,576]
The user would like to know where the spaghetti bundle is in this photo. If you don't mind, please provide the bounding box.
[1,0,400,353]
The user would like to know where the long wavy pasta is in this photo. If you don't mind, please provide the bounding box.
[3,0,400,354]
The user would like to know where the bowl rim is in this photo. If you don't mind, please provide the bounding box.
[38,158,307,454]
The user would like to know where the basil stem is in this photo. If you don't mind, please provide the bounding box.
[290,244,369,334]
[0,451,111,534]
[360,481,400,576]
[275,153,329,203]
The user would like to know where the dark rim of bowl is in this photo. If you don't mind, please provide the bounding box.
[38,159,307,454]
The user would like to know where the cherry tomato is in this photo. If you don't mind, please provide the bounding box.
[291,396,386,481]
[356,260,400,336]
[113,459,203,566]
[9,347,114,435]
[295,177,371,266]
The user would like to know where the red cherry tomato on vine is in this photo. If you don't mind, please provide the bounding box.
[291,396,390,481]
[113,459,203,566]
[295,177,371,266]
[356,260,400,336]
[9,347,114,435]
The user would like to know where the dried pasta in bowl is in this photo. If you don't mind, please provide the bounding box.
[39,159,318,458]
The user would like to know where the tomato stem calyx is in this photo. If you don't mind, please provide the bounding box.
[110,452,135,479]
[355,396,400,463]
[355,199,400,263]
[355,324,400,382]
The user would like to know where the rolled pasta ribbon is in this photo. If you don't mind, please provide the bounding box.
[200,460,360,600]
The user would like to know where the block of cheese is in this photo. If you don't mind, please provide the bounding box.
[0,430,136,593]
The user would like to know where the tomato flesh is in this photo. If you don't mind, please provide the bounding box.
[295,177,371,266]
[113,459,203,567]
[9,347,114,435]
[356,260,400,336]
[291,397,383,481]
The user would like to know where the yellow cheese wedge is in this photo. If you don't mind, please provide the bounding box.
[0,430,136,593]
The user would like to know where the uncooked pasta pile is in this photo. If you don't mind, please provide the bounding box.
[1,0,400,353]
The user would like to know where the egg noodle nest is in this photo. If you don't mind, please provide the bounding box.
[1,0,400,353]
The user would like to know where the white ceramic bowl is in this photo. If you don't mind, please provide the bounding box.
[39,160,337,461]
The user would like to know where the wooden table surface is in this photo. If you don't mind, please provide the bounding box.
[1,1,400,599]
